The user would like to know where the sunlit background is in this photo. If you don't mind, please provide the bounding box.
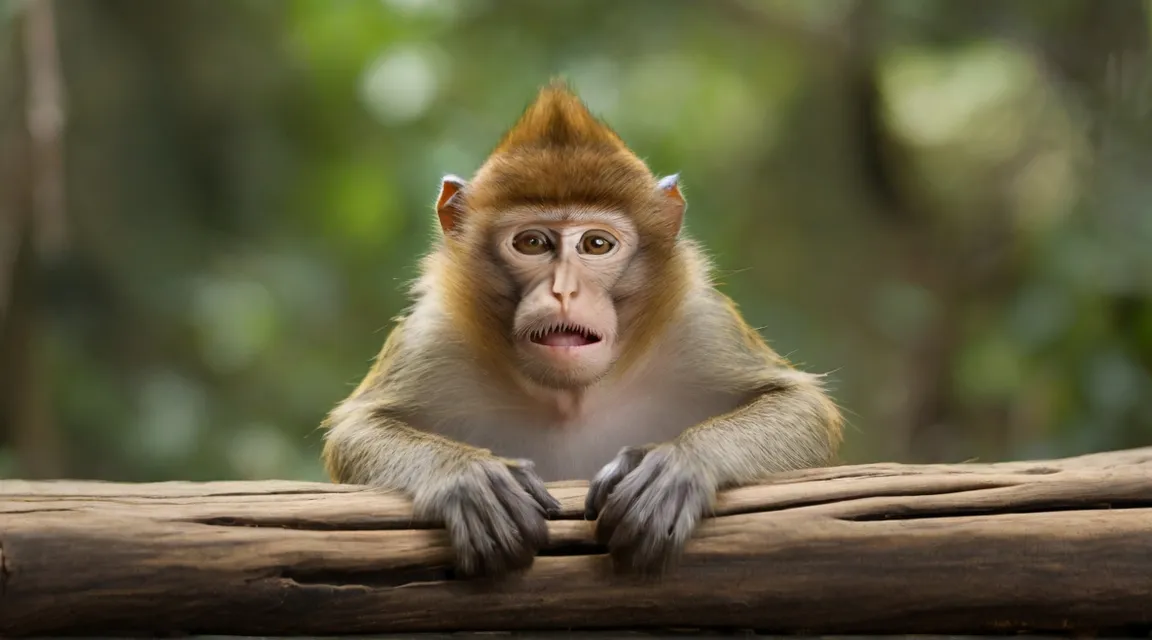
[1,0,1150,482]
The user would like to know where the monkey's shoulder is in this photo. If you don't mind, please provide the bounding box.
[669,287,791,371]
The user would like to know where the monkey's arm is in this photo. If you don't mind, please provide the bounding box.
[323,403,558,577]
[585,296,843,575]
[676,371,842,484]
[321,325,560,578]
[581,371,838,510]
[584,374,840,574]
[323,400,486,488]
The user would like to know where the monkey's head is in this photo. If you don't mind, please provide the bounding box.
[434,80,690,390]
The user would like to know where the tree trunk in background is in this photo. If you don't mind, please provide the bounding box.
[841,1,975,464]
[0,225,61,478]
[0,5,63,478]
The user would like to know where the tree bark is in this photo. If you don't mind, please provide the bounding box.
[3,447,1152,636]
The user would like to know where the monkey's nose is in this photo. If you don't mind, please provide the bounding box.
[551,269,579,306]
[551,290,576,312]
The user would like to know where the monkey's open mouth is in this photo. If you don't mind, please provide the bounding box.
[529,322,603,348]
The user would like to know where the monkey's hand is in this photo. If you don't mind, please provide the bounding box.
[413,457,561,579]
[584,444,715,576]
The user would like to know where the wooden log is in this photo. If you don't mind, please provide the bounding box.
[3,447,1152,636]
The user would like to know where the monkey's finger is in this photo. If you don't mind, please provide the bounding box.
[479,494,533,575]
[585,446,650,519]
[643,486,706,573]
[643,490,691,572]
[442,494,495,577]
[595,459,662,546]
[450,482,530,579]
[584,466,625,520]
[607,501,674,575]
[670,491,703,549]
[507,459,561,517]
[487,464,550,553]
[608,485,665,557]
[603,459,688,563]
[617,475,711,575]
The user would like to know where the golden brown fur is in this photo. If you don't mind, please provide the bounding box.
[320,80,843,578]
[439,80,689,380]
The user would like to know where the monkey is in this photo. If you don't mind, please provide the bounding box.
[320,80,843,579]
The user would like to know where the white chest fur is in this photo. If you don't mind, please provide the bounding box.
[421,367,744,482]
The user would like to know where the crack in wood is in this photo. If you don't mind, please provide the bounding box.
[844,501,1152,521]
[0,507,75,515]
[185,515,440,531]
[179,489,361,498]
[282,565,458,588]
[6,488,350,499]
[537,541,607,556]
[767,464,1063,484]
[714,480,1020,517]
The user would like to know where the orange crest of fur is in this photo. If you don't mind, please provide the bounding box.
[492,79,626,153]
[462,80,665,229]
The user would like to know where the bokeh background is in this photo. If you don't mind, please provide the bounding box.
[1,0,1150,483]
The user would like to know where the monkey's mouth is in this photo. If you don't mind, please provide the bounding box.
[528,322,603,348]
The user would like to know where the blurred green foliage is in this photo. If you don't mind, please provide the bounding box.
[0,0,1149,481]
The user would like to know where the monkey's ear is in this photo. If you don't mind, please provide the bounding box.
[436,175,468,234]
[657,174,686,235]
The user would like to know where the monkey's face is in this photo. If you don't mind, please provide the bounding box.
[493,207,639,389]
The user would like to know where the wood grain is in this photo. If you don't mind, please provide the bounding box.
[2,448,1152,636]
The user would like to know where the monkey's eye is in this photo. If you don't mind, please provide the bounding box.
[578,231,617,256]
[512,230,553,255]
